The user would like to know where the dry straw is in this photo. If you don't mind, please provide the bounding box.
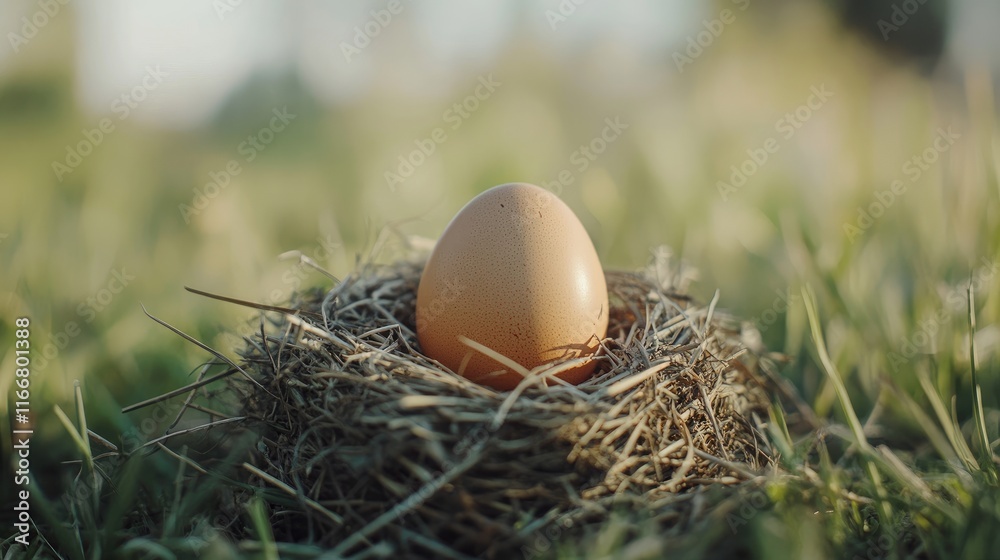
[149,243,775,558]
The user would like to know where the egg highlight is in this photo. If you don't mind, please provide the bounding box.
[416,182,608,390]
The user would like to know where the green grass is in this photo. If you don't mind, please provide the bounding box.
[1,1,999,558]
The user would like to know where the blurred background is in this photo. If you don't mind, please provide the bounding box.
[1,0,999,516]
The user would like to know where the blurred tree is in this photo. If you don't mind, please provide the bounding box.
[830,0,948,69]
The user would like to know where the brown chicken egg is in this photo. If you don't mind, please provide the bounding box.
[416,182,608,390]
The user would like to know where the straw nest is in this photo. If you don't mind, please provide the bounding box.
[217,247,773,558]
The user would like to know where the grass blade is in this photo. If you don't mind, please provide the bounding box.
[767,401,796,468]
[72,382,93,474]
[801,285,892,523]
[53,405,88,461]
[100,454,143,554]
[246,494,279,560]
[801,285,867,444]
[888,379,961,469]
[916,366,977,472]
[25,473,85,560]
[72,381,98,513]
[967,283,998,481]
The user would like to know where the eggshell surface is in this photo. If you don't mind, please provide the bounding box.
[416,182,608,390]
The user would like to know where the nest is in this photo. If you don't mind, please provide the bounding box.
[220,248,773,558]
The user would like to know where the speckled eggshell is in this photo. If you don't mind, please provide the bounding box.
[416,182,609,391]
